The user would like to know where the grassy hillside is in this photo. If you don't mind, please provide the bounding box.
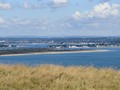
[0,64,120,90]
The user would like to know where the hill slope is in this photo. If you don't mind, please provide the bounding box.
[0,65,120,90]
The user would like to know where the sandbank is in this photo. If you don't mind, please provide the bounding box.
[0,49,110,56]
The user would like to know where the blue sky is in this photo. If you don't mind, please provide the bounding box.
[0,0,120,37]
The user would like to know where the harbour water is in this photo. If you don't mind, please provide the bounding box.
[0,48,120,69]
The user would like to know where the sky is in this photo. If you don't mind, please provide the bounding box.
[0,0,120,37]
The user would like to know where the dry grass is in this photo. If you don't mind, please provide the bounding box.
[0,64,120,90]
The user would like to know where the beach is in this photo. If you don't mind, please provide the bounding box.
[0,49,110,56]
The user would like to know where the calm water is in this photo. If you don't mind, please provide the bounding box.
[0,48,120,68]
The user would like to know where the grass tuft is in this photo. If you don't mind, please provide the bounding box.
[0,64,120,90]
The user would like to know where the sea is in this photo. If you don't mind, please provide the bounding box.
[0,48,120,69]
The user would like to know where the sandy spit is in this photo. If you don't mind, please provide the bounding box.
[0,49,110,56]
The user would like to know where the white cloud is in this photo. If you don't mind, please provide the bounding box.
[72,11,83,20]
[52,0,67,4]
[89,0,111,3]
[23,2,30,9]
[0,17,5,24]
[51,0,67,8]
[89,2,120,18]
[22,0,68,9]
[72,3,120,20]
[23,1,47,9]
[62,2,120,35]
[10,18,30,26]
[0,17,53,31]
[0,3,11,10]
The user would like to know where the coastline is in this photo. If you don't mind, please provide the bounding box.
[0,49,110,56]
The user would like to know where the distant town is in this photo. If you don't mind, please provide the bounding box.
[0,37,120,50]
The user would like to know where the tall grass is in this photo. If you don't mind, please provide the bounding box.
[0,64,120,90]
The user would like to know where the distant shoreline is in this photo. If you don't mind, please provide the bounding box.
[0,49,110,56]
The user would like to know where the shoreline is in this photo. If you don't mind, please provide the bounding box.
[0,49,110,56]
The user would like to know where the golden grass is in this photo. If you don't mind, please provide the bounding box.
[0,64,120,90]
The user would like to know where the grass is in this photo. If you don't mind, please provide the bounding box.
[0,64,120,90]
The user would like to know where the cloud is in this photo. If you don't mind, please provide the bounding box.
[0,3,11,10]
[23,1,30,9]
[0,17,54,31]
[37,0,42,2]
[22,0,68,9]
[23,1,46,9]
[100,0,111,2]
[72,2,120,20]
[61,2,120,36]
[72,11,83,20]
[89,0,111,3]
[0,17,5,24]
[0,2,120,36]
[90,3,120,17]
[19,0,68,9]
[50,0,68,8]
[10,18,30,26]
[62,15,120,36]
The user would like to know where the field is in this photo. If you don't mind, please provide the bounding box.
[0,64,120,90]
